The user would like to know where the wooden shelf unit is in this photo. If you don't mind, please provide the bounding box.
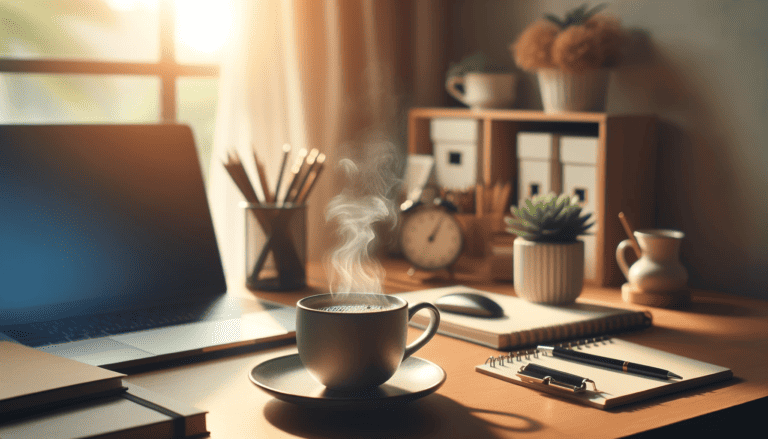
[408,107,658,287]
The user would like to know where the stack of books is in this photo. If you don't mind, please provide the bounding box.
[0,342,208,439]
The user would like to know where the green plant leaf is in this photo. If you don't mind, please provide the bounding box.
[548,199,566,220]
[572,4,588,20]
[547,2,608,29]
[544,14,564,28]
[525,198,536,213]
[506,218,530,230]
[520,203,540,226]
[575,212,593,225]
[585,3,609,19]
[504,192,593,241]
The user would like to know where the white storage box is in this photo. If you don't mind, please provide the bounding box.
[430,118,479,191]
[430,118,478,143]
[560,135,599,281]
[516,132,560,201]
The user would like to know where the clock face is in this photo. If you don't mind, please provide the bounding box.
[400,207,464,271]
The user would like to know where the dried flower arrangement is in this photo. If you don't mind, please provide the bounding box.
[511,4,626,73]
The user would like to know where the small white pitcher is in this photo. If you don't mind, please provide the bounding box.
[616,229,688,293]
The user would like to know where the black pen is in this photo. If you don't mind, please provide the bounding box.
[538,345,683,380]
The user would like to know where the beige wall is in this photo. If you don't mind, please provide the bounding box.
[440,0,768,298]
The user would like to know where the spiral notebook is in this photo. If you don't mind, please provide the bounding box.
[397,286,651,350]
[475,337,733,409]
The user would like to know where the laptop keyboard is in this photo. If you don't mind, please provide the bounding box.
[1,298,278,347]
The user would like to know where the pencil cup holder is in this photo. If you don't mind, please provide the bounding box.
[243,203,307,291]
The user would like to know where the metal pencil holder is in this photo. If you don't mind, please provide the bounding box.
[243,202,307,291]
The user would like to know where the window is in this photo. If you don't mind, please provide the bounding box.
[0,0,230,181]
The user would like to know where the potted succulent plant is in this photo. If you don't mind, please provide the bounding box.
[509,3,626,113]
[506,193,594,305]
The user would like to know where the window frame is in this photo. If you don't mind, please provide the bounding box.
[0,1,219,121]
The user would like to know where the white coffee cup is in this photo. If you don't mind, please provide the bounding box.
[446,72,516,109]
[296,293,440,390]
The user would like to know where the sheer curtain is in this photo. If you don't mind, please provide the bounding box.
[209,0,446,284]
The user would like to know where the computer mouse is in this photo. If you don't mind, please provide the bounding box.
[435,292,504,318]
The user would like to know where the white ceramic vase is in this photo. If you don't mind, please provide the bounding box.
[617,229,688,293]
[513,238,584,305]
[537,68,609,113]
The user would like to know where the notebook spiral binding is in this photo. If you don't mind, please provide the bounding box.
[482,336,612,393]
[483,336,614,368]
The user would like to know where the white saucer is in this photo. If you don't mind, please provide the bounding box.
[249,354,446,409]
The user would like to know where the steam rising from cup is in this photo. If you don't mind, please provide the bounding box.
[325,138,401,295]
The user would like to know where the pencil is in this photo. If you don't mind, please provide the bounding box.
[492,182,501,213]
[222,151,260,204]
[252,149,274,204]
[273,143,291,205]
[288,148,319,203]
[297,153,326,204]
[281,148,308,205]
[499,181,512,213]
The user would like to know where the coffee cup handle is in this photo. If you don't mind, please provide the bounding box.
[616,239,635,281]
[445,75,467,106]
[404,303,441,360]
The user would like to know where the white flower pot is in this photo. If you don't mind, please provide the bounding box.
[513,238,584,305]
[537,68,609,113]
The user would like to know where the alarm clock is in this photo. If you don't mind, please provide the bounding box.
[399,200,464,272]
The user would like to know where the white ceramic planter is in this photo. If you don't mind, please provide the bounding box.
[513,238,584,305]
[537,68,609,113]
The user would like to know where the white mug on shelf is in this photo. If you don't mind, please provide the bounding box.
[445,72,516,110]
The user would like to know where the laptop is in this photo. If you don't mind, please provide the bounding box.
[0,124,296,370]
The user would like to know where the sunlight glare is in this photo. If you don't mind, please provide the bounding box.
[106,0,156,11]
[175,0,232,54]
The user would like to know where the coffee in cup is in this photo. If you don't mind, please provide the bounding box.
[296,293,440,390]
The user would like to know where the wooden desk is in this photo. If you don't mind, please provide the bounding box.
[125,260,768,438]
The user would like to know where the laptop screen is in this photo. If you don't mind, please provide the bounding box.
[0,125,227,324]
